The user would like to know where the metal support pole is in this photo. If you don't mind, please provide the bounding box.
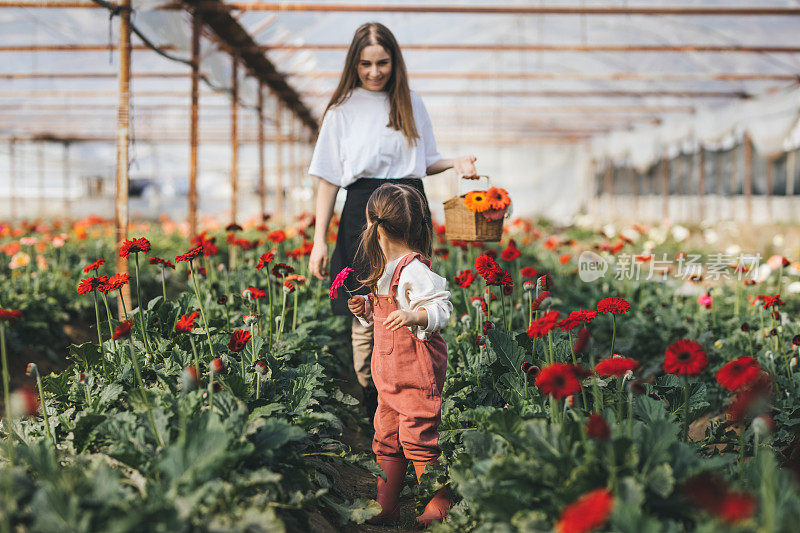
[115,0,132,318]
[275,97,284,223]
[188,11,200,239]
[230,54,239,224]
[62,142,71,218]
[698,147,705,222]
[37,142,45,219]
[257,83,266,218]
[661,155,669,221]
[8,139,15,222]
[766,155,774,223]
[744,136,753,224]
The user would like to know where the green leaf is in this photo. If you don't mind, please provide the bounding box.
[320,495,381,525]
[249,418,306,451]
[645,463,675,498]
[67,342,101,368]
[486,329,527,375]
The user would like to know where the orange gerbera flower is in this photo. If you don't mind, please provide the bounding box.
[486,187,510,210]
[464,191,491,213]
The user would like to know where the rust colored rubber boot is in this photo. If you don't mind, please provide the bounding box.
[413,460,451,525]
[367,455,408,524]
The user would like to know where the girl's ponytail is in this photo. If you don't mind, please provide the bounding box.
[356,183,433,292]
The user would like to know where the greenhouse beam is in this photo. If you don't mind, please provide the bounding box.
[257,83,266,219]
[230,54,239,226]
[189,11,200,239]
[275,98,284,222]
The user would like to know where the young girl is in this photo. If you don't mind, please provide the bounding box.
[347,183,453,525]
[307,21,477,423]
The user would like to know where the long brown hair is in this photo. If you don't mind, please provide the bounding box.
[324,22,419,145]
[356,184,433,293]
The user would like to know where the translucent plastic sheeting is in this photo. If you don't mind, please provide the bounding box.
[591,85,800,172]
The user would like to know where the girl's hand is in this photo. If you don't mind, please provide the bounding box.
[348,296,366,317]
[309,242,329,280]
[383,309,427,331]
[453,155,478,179]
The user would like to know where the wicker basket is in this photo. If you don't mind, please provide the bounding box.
[443,176,504,242]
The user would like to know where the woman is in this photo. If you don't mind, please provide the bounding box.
[307,22,477,420]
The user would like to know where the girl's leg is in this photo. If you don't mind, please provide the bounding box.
[351,317,378,421]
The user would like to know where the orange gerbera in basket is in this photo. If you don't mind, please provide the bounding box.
[486,187,511,210]
[464,191,491,213]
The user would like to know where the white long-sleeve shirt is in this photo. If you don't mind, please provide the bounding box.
[356,253,452,340]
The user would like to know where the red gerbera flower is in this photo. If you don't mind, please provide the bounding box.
[106,273,131,292]
[527,310,561,339]
[112,319,133,340]
[83,258,105,273]
[585,413,610,441]
[175,244,203,263]
[454,269,475,289]
[475,254,501,278]
[225,222,243,232]
[500,245,521,262]
[558,309,598,331]
[119,237,151,258]
[175,311,200,333]
[530,291,552,312]
[267,230,286,243]
[451,240,468,250]
[762,294,785,309]
[243,286,266,300]
[596,296,631,315]
[682,473,757,525]
[521,266,538,278]
[8,386,39,417]
[716,356,761,391]
[726,373,773,425]
[538,274,553,290]
[210,357,225,373]
[149,257,176,269]
[717,492,757,524]
[663,339,707,376]
[228,330,252,352]
[573,327,591,354]
[555,488,613,533]
[271,263,294,278]
[535,362,582,399]
[521,362,540,379]
[256,251,275,270]
[595,355,639,377]
[0,308,23,322]
[77,276,109,295]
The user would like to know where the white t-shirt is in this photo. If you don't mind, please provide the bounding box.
[355,253,453,340]
[308,88,442,188]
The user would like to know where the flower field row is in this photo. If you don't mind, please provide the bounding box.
[2,216,800,531]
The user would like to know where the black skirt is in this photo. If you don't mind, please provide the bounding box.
[329,177,432,315]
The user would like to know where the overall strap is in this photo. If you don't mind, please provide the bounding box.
[389,253,431,295]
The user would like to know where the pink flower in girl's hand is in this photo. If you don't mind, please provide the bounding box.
[329,267,354,299]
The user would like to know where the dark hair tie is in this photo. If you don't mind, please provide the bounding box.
[374,217,385,225]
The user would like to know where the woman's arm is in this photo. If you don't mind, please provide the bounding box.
[308,177,340,280]
[426,155,479,177]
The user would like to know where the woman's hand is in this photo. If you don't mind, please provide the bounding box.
[348,296,366,317]
[309,242,329,280]
[383,309,428,331]
[453,155,478,179]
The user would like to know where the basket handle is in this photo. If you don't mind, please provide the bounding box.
[458,175,490,196]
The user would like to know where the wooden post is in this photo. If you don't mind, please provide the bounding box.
[698,146,705,221]
[291,115,298,221]
[275,98,284,223]
[788,150,796,222]
[8,139,15,222]
[744,136,753,223]
[115,0,132,318]
[230,54,239,224]
[631,166,639,219]
[661,155,669,221]
[188,11,200,239]
[37,142,45,219]
[257,83,266,219]
[62,142,71,218]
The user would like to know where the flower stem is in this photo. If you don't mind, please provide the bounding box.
[292,289,299,331]
[1,324,9,417]
[100,292,119,362]
[133,254,153,354]
[189,335,201,384]
[35,372,55,449]
[92,291,107,375]
[276,290,288,342]
[610,315,616,357]
[190,263,216,358]
[127,340,165,448]
[682,376,690,443]
[161,266,167,302]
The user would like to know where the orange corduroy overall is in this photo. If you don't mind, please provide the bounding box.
[370,253,448,462]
